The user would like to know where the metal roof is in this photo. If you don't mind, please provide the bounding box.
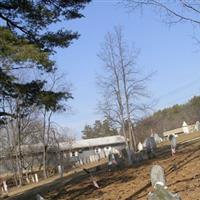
[59,135,126,150]
[17,135,126,155]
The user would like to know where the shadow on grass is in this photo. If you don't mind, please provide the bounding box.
[6,168,94,200]
[47,171,136,200]
[6,164,135,200]
[125,140,200,200]
[7,139,200,200]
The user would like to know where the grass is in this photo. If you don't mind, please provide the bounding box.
[5,159,107,199]
[158,131,200,147]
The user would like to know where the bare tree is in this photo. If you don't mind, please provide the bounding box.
[0,68,72,182]
[123,1,200,25]
[0,92,39,186]
[51,125,75,176]
[98,27,150,160]
[37,73,72,179]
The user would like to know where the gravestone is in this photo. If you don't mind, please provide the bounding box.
[150,165,166,188]
[26,177,30,184]
[80,159,83,165]
[137,142,143,152]
[153,133,163,144]
[36,194,45,200]
[2,181,8,193]
[75,151,78,156]
[195,121,200,132]
[182,121,189,134]
[83,169,99,189]
[35,173,39,183]
[148,165,181,200]
[58,165,63,177]
[31,175,35,183]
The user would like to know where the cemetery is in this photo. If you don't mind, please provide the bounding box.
[0,135,126,174]
[1,129,200,200]
[1,1,200,200]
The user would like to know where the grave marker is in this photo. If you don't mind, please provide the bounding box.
[26,177,30,184]
[31,175,35,183]
[35,173,39,183]
[2,181,8,193]
[137,142,143,152]
[195,121,200,132]
[182,121,189,134]
[148,165,181,200]
[36,194,45,200]
[83,168,99,189]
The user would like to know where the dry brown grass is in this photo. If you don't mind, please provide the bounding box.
[158,131,200,147]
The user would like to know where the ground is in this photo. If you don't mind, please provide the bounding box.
[4,133,200,200]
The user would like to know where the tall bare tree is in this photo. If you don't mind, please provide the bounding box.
[0,91,39,186]
[98,27,150,160]
[38,73,72,179]
[0,68,72,183]
[50,125,75,176]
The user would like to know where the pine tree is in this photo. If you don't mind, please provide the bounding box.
[0,0,90,122]
[82,119,118,139]
[0,0,90,183]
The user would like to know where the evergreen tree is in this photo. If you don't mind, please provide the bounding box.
[0,1,90,183]
[0,0,90,123]
[82,119,118,139]
[0,0,91,52]
[82,125,94,139]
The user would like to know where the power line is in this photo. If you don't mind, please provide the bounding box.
[157,76,200,100]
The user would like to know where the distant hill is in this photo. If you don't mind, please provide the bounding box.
[135,96,200,141]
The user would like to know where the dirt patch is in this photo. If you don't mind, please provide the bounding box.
[44,141,200,200]
[5,137,200,200]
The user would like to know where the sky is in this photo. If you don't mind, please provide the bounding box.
[52,0,200,138]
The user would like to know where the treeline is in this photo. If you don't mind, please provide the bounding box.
[82,119,118,139]
[135,96,200,142]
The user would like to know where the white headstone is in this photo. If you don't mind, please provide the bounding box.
[195,121,200,131]
[150,165,166,188]
[80,159,83,165]
[58,165,62,174]
[3,181,8,193]
[148,165,181,200]
[93,180,100,188]
[26,177,30,184]
[31,175,35,183]
[182,121,187,126]
[35,173,39,183]
[36,194,45,200]
[153,133,163,143]
[182,121,189,134]
[137,142,143,151]
[143,138,147,148]
[89,155,92,163]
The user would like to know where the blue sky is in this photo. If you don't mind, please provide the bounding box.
[52,1,200,138]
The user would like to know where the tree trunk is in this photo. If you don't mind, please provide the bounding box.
[15,151,22,186]
[121,121,132,164]
[128,121,137,152]
[43,145,47,179]
[17,123,23,186]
